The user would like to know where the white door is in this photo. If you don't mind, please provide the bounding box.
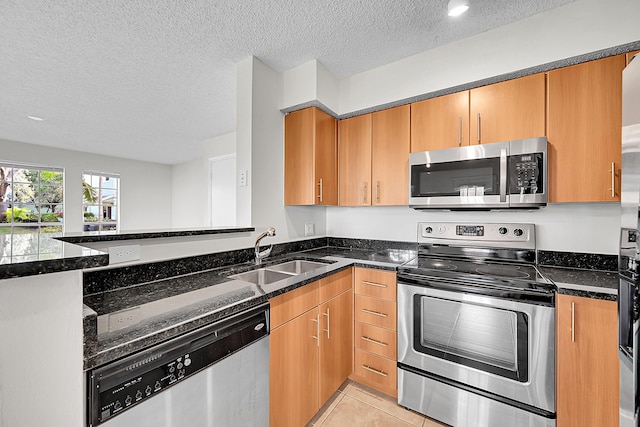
[209,154,236,226]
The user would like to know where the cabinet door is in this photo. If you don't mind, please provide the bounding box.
[270,308,320,427]
[284,108,316,205]
[284,107,337,206]
[470,73,546,145]
[315,108,338,205]
[372,105,410,205]
[338,114,372,206]
[411,91,470,152]
[557,294,619,427]
[319,289,353,406]
[547,56,624,202]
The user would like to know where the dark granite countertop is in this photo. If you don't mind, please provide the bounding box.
[0,226,254,280]
[57,226,255,244]
[0,234,108,280]
[83,245,413,369]
[539,266,618,301]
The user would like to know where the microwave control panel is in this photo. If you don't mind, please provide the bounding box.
[508,153,543,194]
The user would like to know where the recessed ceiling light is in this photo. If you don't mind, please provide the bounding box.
[448,0,469,16]
[27,115,45,121]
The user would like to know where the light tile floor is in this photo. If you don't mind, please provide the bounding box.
[307,380,450,427]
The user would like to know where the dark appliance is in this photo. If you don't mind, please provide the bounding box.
[620,51,640,427]
[409,137,548,210]
[397,222,556,427]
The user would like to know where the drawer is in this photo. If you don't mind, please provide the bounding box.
[355,322,396,359]
[353,348,397,398]
[355,295,396,330]
[354,268,396,301]
[319,268,352,303]
[269,281,319,329]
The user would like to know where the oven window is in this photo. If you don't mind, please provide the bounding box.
[410,157,500,197]
[413,295,529,382]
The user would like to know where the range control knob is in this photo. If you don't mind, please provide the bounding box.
[513,228,524,237]
[498,227,508,235]
[125,395,132,406]
[424,226,433,234]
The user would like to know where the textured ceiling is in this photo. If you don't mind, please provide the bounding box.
[0,0,572,164]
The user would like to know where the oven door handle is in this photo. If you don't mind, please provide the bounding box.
[500,148,507,203]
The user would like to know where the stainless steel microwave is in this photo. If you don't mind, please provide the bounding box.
[409,137,548,210]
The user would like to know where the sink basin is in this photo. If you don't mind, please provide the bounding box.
[267,260,327,275]
[230,269,294,286]
[229,259,329,286]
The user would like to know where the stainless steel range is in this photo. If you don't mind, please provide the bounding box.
[397,222,556,427]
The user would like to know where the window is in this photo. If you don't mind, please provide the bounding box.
[82,171,119,232]
[0,162,64,260]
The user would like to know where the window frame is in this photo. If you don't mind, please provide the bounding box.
[82,170,120,232]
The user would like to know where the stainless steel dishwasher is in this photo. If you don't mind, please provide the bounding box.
[87,303,269,427]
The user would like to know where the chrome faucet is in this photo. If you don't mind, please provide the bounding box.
[255,227,276,265]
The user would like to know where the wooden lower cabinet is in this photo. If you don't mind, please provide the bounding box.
[269,269,353,427]
[319,289,353,404]
[270,308,320,427]
[556,294,620,427]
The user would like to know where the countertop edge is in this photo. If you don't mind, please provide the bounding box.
[57,226,255,244]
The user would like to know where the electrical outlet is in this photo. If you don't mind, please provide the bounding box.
[305,223,315,236]
[107,307,140,332]
[108,244,140,264]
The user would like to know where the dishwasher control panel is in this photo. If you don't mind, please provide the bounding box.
[87,305,269,426]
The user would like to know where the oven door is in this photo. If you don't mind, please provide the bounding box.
[398,281,555,413]
[409,142,508,209]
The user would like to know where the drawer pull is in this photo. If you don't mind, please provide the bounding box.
[361,336,388,347]
[361,309,388,317]
[361,364,388,377]
[361,280,387,288]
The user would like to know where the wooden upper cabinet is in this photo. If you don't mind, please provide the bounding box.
[338,114,372,206]
[284,107,337,206]
[469,73,546,145]
[547,55,625,202]
[411,91,470,152]
[556,294,619,427]
[371,105,410,205]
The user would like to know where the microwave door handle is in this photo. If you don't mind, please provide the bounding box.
[500,148,507,202]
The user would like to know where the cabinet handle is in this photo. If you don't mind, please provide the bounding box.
[611,162,615,198]
[317,178,323,203]
[458,116,462,147]
[362,182,368,204]
[361,365,388,377]
[311,314,320,347]
[477,113,481,143]
[361,336,388,347]
[375,181,380,203]
[361,308,388,318]
[571,302,575,343]
[362,280,387,288]
[323,308,330,339]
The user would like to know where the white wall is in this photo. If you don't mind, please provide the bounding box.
[0,271,84,427]
[171,132,237,228]
[327,203,621,254]
[1,139,172,231]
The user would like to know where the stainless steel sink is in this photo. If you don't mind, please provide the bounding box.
[230,269,294,286]
[229,259,328,285]
[267,260,327,275]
